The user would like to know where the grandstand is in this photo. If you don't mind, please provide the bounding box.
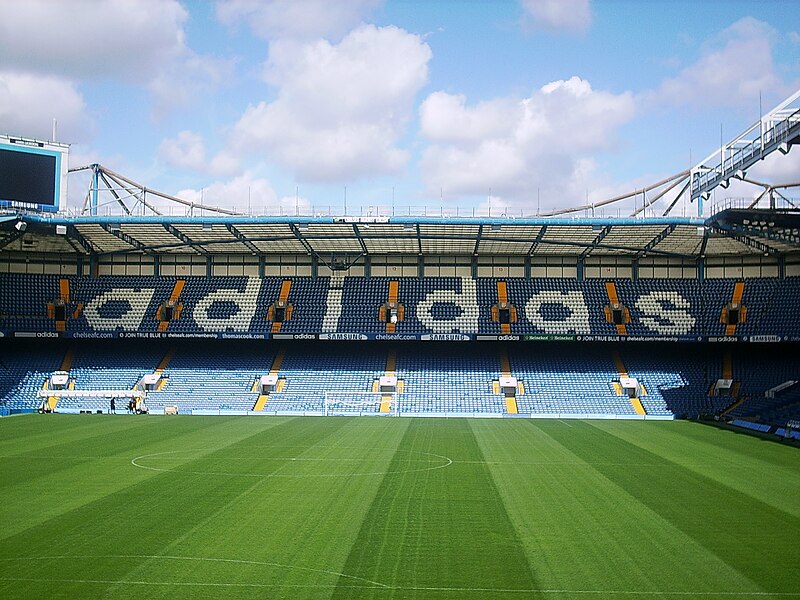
[1,89,800,436]
[2,207,800,434]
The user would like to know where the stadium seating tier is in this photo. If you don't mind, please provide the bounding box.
[1,340,797,429]
[2,274,800,339]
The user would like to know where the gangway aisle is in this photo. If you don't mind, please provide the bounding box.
[612,351,646,415]
[253,348,286,411]
[44,346,75,411]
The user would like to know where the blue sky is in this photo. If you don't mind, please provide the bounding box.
[1,0,798,217]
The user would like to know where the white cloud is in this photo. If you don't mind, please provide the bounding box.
[0,0,229,119]
[420,93,518,145]
[419,76,635,210]
[216,0,381,41]
[0,0,188,79]
[173,174,314,215]
[747,150,800,182]
[208,151,242,177]
[159,130,241,177]
[656,17,782,108]
[149,54,236,119]
[276,194,313,216]
[0,72,91,142]
[521,0,591,33]
[158,131,207,171]
[226,24,431,182]
[175,173,278,212]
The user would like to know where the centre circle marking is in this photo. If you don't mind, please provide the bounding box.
[130,448,452,477]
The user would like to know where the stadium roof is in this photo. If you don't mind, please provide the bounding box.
[1,209,799,259]
[3,87,799,262]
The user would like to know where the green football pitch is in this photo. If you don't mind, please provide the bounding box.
[0,415,798,599]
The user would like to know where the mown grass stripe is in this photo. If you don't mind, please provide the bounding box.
[125,417,411,598]
[666,421,799,470]
[537,420,799,595]
[0,417,334,553]
[0,414,155,456]
[0,416,300,542]
[0,415,236,491]
[0,416,408,599]
[475,420,756,595]
[331,418,537,600]
[1,417,797,600]
[109,416,371,595]
[589,421,800,519]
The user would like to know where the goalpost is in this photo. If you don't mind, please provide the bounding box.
[323,391,399,416]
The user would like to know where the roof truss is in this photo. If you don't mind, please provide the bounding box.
[226,224,260,254]
[580,225,612,258]
[708,224,780,256]
[636,224,677,259]
[101,224,153,255]
[164,224,209,256]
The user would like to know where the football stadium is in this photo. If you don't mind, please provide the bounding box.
[2,9,800,598]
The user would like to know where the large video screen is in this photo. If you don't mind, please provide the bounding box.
[0,141,64,212]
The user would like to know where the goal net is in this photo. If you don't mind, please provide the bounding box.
[323,391,398,416]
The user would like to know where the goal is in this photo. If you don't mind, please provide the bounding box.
[323,391,399,416]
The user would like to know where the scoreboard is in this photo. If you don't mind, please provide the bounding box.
[0,135,69,213]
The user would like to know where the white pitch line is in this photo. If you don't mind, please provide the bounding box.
[452,460,685,467]
[0,577,351,589]
[0,454,772,472]
[397,588,800,596]
[140,456,439,463]
[1,555,796,596]
[0,577,796,596]
[129,449,453,478]
[0,456,127,460]
[0,555,387,588]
